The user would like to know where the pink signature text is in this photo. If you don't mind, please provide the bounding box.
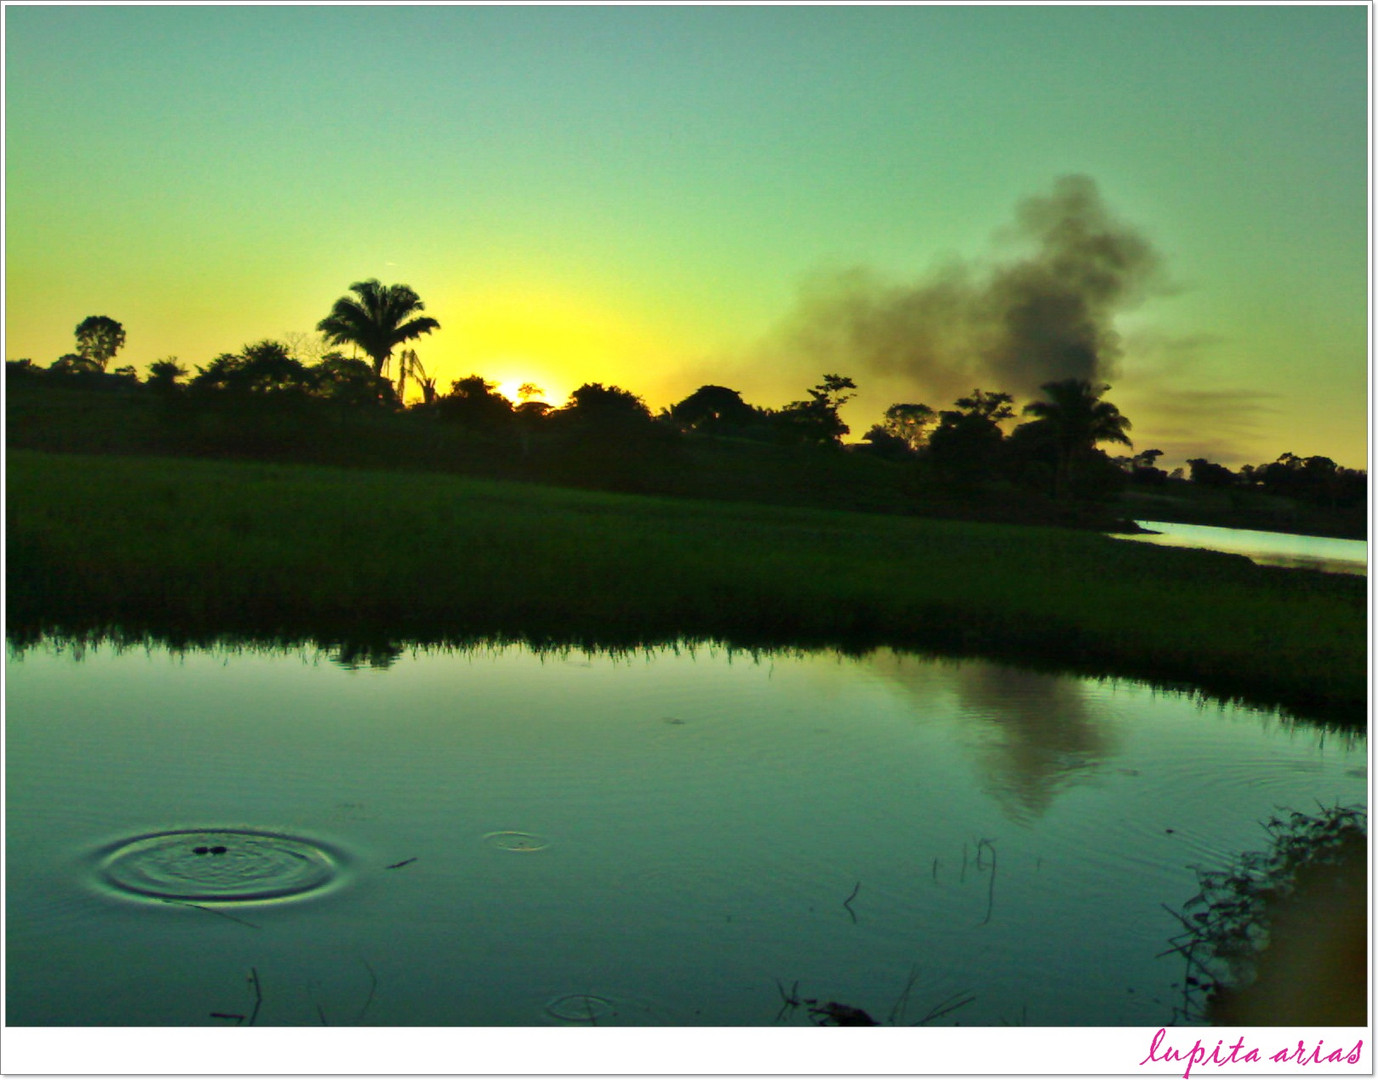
[1141,1028,1365,1079]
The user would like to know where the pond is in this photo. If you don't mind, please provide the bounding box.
[1119,520,1367,576]
[5,639,1366,1028]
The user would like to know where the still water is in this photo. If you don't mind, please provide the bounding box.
[1121,520,1367,575]
[6,640,1366,1027]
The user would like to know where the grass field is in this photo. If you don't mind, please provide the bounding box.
[7,449,1367,726]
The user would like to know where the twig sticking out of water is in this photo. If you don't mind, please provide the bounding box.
[774,979,803,1024]
[842,881,860,923]
[247,967,263,1026]
[999,1004,1029,1026]
[1158,901,1227,1024]
[976,838,997,926]
[316,1002,329,1026]
[887,965,922,1025]
[914,989,977,1025]
[384,857,417,870]
[354,959,379,1025]
[161,897,260,930]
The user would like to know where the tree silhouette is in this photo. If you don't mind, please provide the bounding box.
[875,402,937,452]
[1130,448,1167,485]
[563,382,652,425]
[438,374,514,428]
[777,373,857,446]
[191,340,315,396]
[313,354,393,407]
[50,353,103,375]
[74,316,126,372]
[949,389,1015,424]
[316,280,440,379]
[1022,379,1132,501]
[1187,457,1236,488]
[146,358,188,391]
[927,389,1015,480]
[670,385,756,431]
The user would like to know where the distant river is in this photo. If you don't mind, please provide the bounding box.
[6,639,1365,1027]
[1119,520,1366,575]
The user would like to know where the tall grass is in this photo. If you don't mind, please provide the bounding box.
[7,450,1366,725]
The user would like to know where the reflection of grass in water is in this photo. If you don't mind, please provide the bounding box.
[1162,804,1367,1025]
[7,449,1365,726]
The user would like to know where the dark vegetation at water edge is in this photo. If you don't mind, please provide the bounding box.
[1164,805,1367,1026]
[8,450,1366,728]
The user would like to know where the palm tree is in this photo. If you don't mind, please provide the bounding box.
[316,280,440,381]
[1022,378,1133,500]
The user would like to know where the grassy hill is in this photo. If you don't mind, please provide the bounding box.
[8,447,1366,727]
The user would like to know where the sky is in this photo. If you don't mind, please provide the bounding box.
[4,4,1369,469]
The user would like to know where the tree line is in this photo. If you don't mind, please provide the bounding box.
[6,279,1364,514]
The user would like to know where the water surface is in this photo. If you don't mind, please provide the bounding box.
[1121,520,1366,575]
[6,640,1365,1026]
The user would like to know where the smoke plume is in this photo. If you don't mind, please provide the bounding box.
[776,175,1163,405]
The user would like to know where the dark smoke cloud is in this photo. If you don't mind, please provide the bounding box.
[775,175,1164,405]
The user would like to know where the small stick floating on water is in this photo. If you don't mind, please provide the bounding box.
[384,857,418,870]
[160,897,260,930]
[976,839,997,927]
[354,959,379,1025]
[842,881,861,923]
[247,967,263,1026]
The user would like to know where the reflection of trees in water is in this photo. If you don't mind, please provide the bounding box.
[955,663,1113,819]
[864,650,1113,819]
[327,640,405,670]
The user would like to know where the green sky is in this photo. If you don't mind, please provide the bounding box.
[5,4,1369,468]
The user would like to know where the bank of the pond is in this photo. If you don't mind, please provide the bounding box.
[7,450,1367,726]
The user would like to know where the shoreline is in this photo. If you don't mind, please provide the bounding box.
[8,449,1366,729]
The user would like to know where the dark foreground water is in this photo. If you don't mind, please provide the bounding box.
[5,640,1367,1027]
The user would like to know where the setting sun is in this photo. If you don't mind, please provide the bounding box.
[426,289,676,412]
[479,376,551,407]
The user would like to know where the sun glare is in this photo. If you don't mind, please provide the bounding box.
[489,375,561,407]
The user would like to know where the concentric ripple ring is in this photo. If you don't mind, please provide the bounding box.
[95,829,342,903]
[545,994,616,1022]
[483,830,550,852]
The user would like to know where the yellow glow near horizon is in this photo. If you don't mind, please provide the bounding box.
[5,7,1365,469]
[491,378,554,406]
[422,288,683,411]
